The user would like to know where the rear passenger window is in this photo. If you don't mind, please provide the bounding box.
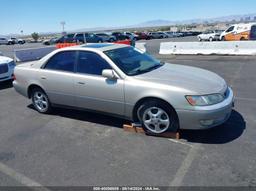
[44,51,76,72]
[77,51,111,76]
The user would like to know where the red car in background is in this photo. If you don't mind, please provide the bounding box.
[135,32,152,40]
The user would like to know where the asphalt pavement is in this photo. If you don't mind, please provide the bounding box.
[0,37,255,188]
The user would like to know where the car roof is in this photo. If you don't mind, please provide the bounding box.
[59,43,129,52]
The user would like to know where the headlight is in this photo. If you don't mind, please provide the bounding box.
[186,94,224,106]
[8,61,16,68]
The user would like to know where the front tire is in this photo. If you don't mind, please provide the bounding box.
[137,100,178,134]
[31,88,52,114]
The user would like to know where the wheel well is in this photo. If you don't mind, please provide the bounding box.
[27,84,44,99]
[132,97,179,124]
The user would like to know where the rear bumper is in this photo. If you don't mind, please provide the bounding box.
[177,87,234,130]
[13,80,28,98]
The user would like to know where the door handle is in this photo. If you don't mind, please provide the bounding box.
[78,82,85,85]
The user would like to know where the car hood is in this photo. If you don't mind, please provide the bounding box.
[133,63,227,95]
[0,56,13,65]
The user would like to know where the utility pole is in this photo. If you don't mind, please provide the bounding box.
[60,21,66,34]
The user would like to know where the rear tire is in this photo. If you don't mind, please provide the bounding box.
[31,88,52,114]
[137,100,179,134]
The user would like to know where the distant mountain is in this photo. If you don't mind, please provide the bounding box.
[63,13,256,33]
[132,13,256,28]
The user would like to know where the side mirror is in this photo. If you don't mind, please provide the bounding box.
[102,69,117,79]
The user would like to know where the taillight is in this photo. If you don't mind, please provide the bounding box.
[12,74,16,80]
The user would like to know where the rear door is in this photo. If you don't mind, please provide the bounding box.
[73,51,125,115]
[39,51,77,106]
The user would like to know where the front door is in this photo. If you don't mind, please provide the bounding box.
[73,51,125,116]
[224,26,236,41]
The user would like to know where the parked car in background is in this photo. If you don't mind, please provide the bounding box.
[112,32,135,46]
[56,33,103,44]
[197,30,222,41]
[95,33,116,42]
[165,32,177,38]
[0,56,15,82]
[55,33,75,43]
[72,33,103,43]
[163,32,174,38]
[220,23,256,41]
[123,32,139,41]
[134,32,152,40]
[0,37,8,45]
[148,32,168,39]
[43,37,60,45]
[8,37,25,45]
[13,43,234,134]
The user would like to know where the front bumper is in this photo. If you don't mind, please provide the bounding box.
[0,75,12,82]
[177,87,234,130]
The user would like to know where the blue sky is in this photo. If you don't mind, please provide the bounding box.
[1,0,256,35]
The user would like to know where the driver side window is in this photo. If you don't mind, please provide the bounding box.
[77,51,112,76]
[226,26,234,33]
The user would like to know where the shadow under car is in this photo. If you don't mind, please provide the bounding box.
[180,110,246,144]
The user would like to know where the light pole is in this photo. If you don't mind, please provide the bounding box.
[60,21,66,34]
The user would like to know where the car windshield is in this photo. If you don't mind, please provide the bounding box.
[104,47,164,76]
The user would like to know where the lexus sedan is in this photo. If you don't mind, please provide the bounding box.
[13,44,234,134]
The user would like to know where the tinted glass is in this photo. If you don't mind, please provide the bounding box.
[251,25,256,39]
[67,34,75,38]
[44,51,76,72]
[77,51,111,75]
[226,26,234,32]
[76,34,83,38]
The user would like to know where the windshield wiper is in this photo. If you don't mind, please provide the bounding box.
[130,63,164,75]
[144,63,164,72]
